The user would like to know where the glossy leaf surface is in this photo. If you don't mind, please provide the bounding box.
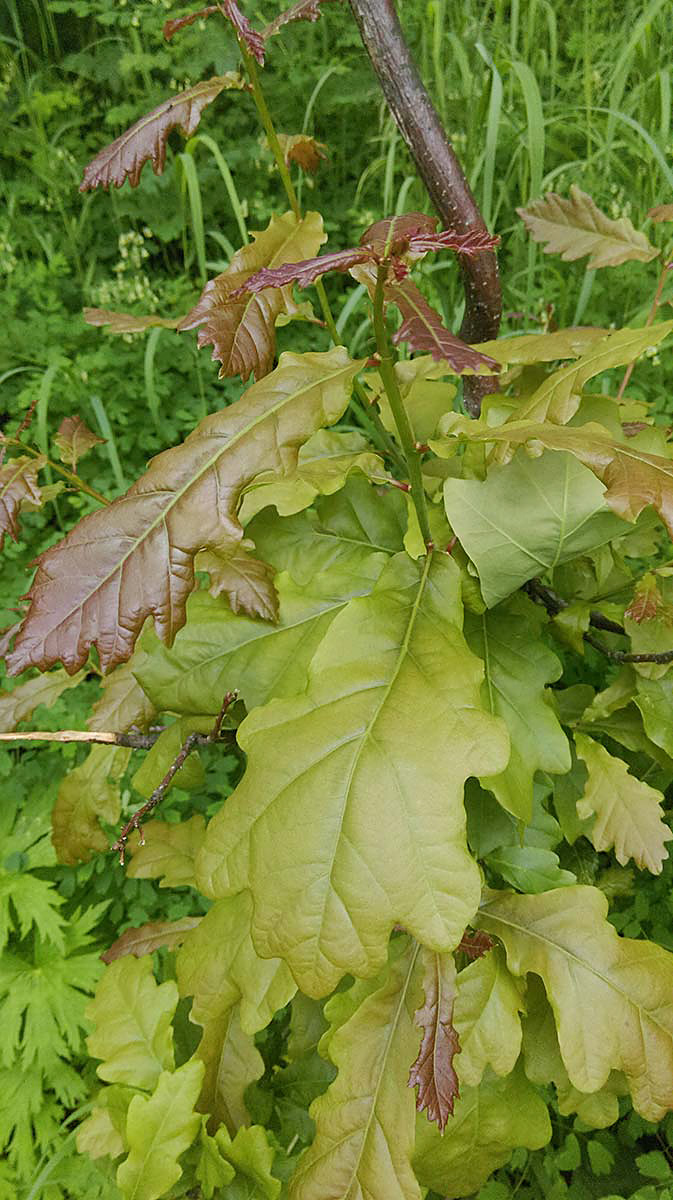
[0,456,44,550]
[7,347,361,676]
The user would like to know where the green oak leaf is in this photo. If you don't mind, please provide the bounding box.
[135,551,387,719]
[0,667,86,732]
[247,474,406,585]
[485,845,576,892]
[289,939,422,1200]
[176,893,295,1130]
[574,732,671,873]
[197,553,510,996]
[635,673,673,758]
[86,957,177,1091]
[238,429,385,522]
[116,1060,204,1200]
[52,744,130,866]
[465,594,570,821]
[453,945,526,1087]
[126,815,206,888]
[443,450,625,606]
[412,1063,551,1199]
[476,886,673,1120]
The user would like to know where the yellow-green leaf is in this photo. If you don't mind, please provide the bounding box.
[197,554,509,996]
[476,886,673,1119]
[86,957,177,1091]
[116,1060,204,1200]
[574,732,671,873]
[126,815,206,888]
[453,946,526,1087]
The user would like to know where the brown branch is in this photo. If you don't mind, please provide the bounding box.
[0,729,162,747]
[348,0,501,417]
[112,692,237,865]
[524,579,673,664]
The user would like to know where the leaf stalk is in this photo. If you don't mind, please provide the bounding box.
[373,265,432,545]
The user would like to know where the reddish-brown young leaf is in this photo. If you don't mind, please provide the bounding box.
[5,347,362,676]
[360,212,438,256]
[230,247,371,298]
[648,204,673,224]
[84,308,180,334]
[390,279,499,375]
[54,416,104,471]
[0,455,44,550]
[80,75,246,191]
[625,573,664,624]
[179,210,326,381]
[457,930,495,960]
[277,133,327,173]
[408,228,500,255]
[219,0,265,64]
[409,950,460,1131]
[163,6,219,39]
[263,0,325,39]
[102,917,202,963]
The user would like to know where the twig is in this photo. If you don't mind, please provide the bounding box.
[584,633,673,665]
[0,392,41,469]
[0,729,163,747]
[524,578,673,664]
[111,692,237,865]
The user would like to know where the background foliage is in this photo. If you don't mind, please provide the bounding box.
[4,0,673,1197]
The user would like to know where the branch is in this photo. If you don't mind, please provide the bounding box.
[112,692,237,865]
[0,729,163,747]
[524,579,673,664]
[348,0,501,416]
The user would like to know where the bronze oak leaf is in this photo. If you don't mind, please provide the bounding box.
[5,348,363,676]
[409,949,460,1131]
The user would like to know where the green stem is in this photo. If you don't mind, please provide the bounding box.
[242,47,301,220]
[372,266,432,545]
[241,41,406,475]
[6,440,109,506]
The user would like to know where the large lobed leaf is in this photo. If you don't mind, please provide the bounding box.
[440,415,673,541]
[518,185,659,269]
[290,939,422,1200]
[80,75,247,191]
[86,957,178,1092]
[442,448,626,607]
[476,886,673,1120]
[178,211,326,382]
[5,347,362,676]
[197,552,509,996]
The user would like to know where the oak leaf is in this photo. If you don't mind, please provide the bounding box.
[163,6,219,39]
[219,0,265,64]
[453,945,525,1087]
[179,211,326,381]
[389,278,500,374]
[290,940,422,1200]
[575,732,671,873]
[86,956,177,1090]
[0,456,44,550]
[195,543,279,621]
[263,0,327,39]
[6,347,362,676]
[649,204,673,224]
[80,75,246,191]
[518,185,659,268]
[408,950,460,1131]
[197,553,509,996]
[0,668,86,732]
[102,918,202,964]
[126,815,206,888]
[83,308,180,334]
[54,416,104,470]
[116,1061,204,1199]
[625,571,664,622]
[476,885,673,1120]
[276,132,327,172]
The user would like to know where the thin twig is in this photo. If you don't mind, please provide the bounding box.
[111,692,237,865]
[524,578,673,663]
[615,258,672,402]
[0,729,162,747]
